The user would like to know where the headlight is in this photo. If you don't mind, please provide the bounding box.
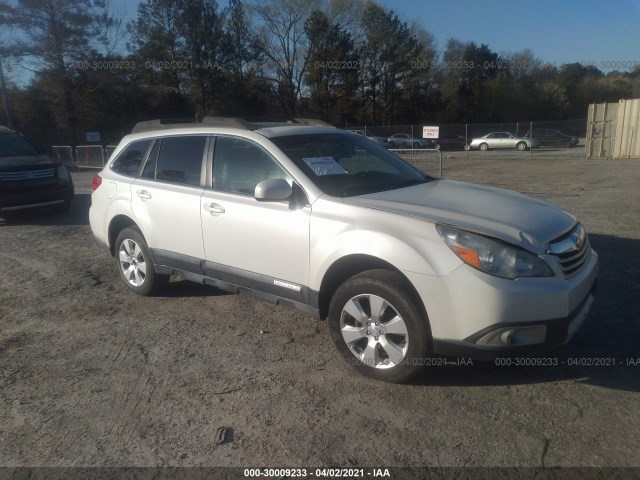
[57,165,70,181]
[437,225,553,279]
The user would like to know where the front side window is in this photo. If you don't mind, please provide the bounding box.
[212,136,291,195]
[152,136,207,187]
[271,133,430,197]
[111,139,152,177]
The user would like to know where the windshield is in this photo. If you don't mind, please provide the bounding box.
[271,132,431,197]
[0,133,40,157]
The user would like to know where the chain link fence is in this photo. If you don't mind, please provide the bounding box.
[75,145,105,168]
[51,146,74,166]
[105,145,118,162]
[391,149,442,178]
[348,119,587,159]
[50,117,591,176]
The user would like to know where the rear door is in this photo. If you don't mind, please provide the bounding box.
[131,135,208,265]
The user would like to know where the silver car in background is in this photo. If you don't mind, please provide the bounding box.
[469,132,540,151]
[387,133,433,149]
[348,129,389,148]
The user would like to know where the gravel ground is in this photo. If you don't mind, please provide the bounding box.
[1,150,639,468]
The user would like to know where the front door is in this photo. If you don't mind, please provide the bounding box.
[200,136,310,297]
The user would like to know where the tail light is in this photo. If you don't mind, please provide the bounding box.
[91,174,102,191]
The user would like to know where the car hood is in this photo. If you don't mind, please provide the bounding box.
[0,155,58,170]
[343,179,576,253]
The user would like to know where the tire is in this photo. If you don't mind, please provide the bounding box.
[561,140,570,148]
[479,143,488,151]
[516,141,527,151]
[389,141,396,148]
[412,142,420,148]
[434,143,441,150]
[328,269,430,383]
[115,227,168,296]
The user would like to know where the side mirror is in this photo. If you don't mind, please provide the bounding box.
[254,178,293,202]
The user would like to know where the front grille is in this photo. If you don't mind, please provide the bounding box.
[0,168,57,181]
[548,223,590,277]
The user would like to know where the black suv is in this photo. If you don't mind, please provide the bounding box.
[528,129,579,148]
[0,126,74,214]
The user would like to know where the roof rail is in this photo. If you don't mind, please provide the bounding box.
[131,116,333,134]
[201,116,256,130]
[292,118,335,128]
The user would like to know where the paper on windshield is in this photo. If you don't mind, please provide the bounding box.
[302,157,347,176]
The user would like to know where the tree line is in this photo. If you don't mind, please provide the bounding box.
[1,0,639,147]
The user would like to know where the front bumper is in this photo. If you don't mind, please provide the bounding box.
[0,179,74,212]
[432,283,597,360]
[404,247,599,359]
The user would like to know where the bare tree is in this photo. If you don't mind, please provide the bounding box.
[94,0,127,56]
[249,0,319,116]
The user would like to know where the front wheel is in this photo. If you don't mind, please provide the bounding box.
[516,141,527,151]
[328,269,430,383]
[479,143,489,151]
[115,227,168,296]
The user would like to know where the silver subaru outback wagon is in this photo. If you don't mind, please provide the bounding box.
[90,117,598,383]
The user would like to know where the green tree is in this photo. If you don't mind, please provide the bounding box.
[176,0,224,115]
[359,2,423,124]
[303,10,359,124]
[128,0,185,94]
[0,0,116,142]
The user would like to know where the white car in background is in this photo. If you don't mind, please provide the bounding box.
[90,117,598,383]
[469,132,540,151]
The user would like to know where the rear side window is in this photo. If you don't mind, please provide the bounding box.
[111,140,152,177]
[154,136,207,187]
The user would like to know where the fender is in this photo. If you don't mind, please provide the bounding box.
[308,198,462,291]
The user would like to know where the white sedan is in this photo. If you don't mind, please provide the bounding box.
[469,132,540,151]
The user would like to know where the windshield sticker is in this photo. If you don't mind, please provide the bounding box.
[302,157,348,176]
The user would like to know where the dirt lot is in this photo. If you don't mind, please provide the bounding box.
[1,150,639,469]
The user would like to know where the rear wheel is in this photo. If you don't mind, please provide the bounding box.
[561,140,570,148]
[412,142,420,148]
[516,141,527,151]
[115,227,168,296]
[328,269,430,383]
[479,143,489,151]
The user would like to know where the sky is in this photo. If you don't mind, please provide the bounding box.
[120,0,640,70]
[2,0,640,85]
[384,0,640,69]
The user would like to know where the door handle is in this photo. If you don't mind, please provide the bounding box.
[136,189,152,200]
[203,203,225,214]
